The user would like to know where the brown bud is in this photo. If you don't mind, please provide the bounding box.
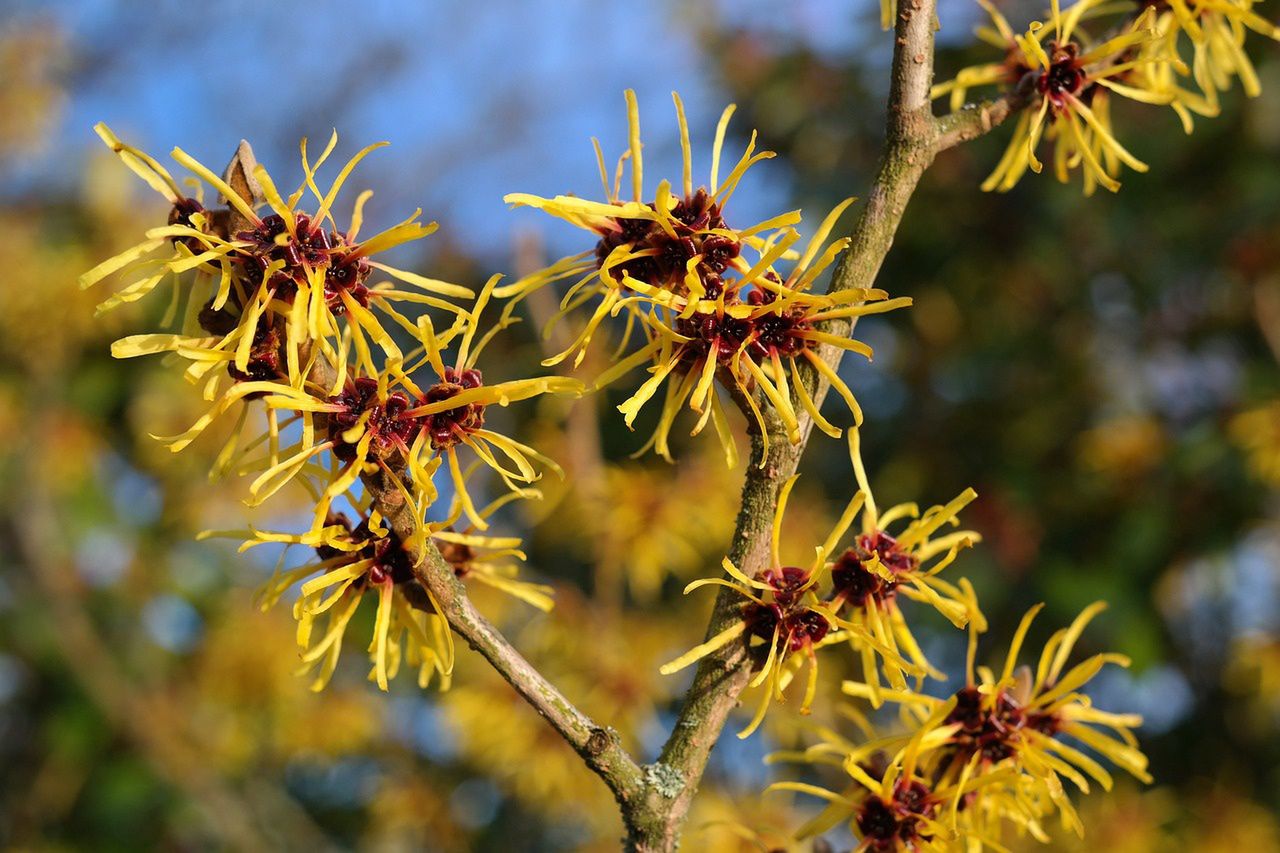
[222,139,264,236]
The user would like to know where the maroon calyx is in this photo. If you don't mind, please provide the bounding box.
[315,512,356,562]
[944,685,1060,765]
[1038,42,1086,112]
[595,215,658,283]
[168,196,209,252]
[226,319,285,387]
[748,312,809,361]
[673,302,754,371]
[784,608,831,652]
[198,297,242,336]
[856,779,937,850]
[313,513,414,588]
[862,530,918,572]
[226,209,374,313]
[830,532,917,611]
[418,367,486,450]
[760,565,811,608]
[323,247,372,313]
[741,286,811,360]
[593,188,740,294]
[327,376,417,462]
[741,565,831,661]
[235,212,337,299]
[363,530,415,586]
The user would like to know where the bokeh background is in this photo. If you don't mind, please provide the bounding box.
[2,0,1279,850]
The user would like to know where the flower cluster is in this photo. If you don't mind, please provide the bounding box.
[504,91,909,465]
[935,0,1279,193]
[659,431,984,738]
[246,512,454,693]
[656,426,1149,847]
[86,130,576,690]
[771,603,1150,848]
[214,483,552,692]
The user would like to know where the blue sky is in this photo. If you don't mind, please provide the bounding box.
[7,0,893,266]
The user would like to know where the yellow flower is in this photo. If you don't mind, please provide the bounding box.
[241,513,454,693]
[392,277,583,530]
[659,430,983,737]
[1129,10,1222,133]
[768,709,1004,848]
[501,89,797,367]
[659,475,862,739]
[831,429,986,705]
[1151,0,1280,106]
[211,476,551,692]
[83,124,473,384]
[594,201,906,466]
[932,0,1038,112]
[134,276,580,540]
[833,602,1151,841]
[936,0,1181,193]
[503,93,907,464]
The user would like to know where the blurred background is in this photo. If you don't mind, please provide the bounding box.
[1,0,1278,850]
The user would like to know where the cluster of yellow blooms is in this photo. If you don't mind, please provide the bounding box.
[502,91,907,466]
[769,602,1150,849]
[657,436,1149,848]
[91,31,1280,836]
[658,430,984,739]
[934,0,1279,193]
[83,125,572,692]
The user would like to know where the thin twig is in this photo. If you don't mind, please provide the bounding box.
[363,467,649,809]
[935,85,1032,152]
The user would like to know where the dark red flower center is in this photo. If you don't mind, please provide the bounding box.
[748,307,809,359]
[784,608,831,652]
[673,305,754,370]
[419,367,486,449]
[742,566,831,659]
[168,196,209,251]
[314,512,414,588]
[234,213,371,312]
[856,780,936,849]
[761,565,811,607]
[830,532,917,610]
[324,251,372,311]
[1039,43,1085,110]
[328,377,417,461]
[594,188,740,293]
[226,319,284,387]
[944,685,1060,764]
